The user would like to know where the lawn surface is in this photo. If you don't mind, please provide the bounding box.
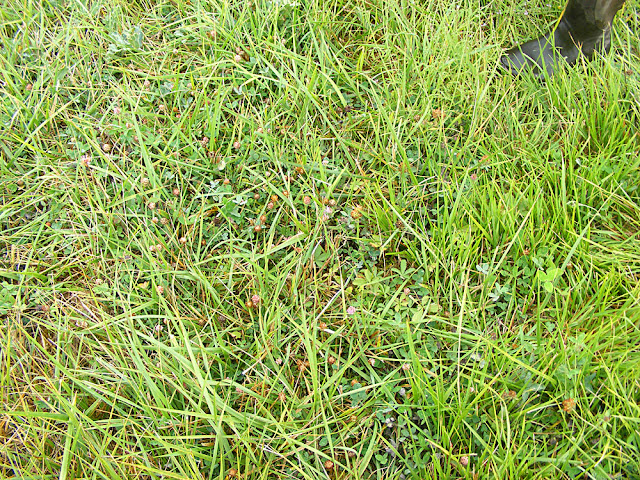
[1,0,640,478]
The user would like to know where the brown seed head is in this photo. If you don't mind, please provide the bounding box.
[562,398,576,413]
[504,390,517,401]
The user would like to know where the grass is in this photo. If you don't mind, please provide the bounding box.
[1,0,639,478]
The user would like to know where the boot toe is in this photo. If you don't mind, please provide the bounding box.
[500,49,544,78]
[500,49,529,75]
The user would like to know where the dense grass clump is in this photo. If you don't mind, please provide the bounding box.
[1,0,639,478]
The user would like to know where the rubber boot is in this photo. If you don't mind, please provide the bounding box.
[501,0,626,77]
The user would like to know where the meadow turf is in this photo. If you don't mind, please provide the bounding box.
[1,0,640,478]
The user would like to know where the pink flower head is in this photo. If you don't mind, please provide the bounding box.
[346,306,356,315]
[251,294,260,304]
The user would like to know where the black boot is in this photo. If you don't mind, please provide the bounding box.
[502,0,626,77]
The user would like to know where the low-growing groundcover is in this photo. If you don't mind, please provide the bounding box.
[1,0,639,478]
